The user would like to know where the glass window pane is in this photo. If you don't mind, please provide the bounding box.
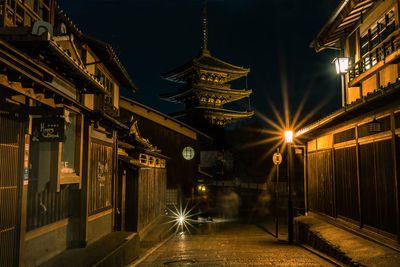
[61,110,77,174]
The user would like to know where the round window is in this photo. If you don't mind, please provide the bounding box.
[182,146,195,160]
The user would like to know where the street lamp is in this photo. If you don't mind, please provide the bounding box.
[333,57,349,107]
[285,130,293,144]
[284,130,294,244]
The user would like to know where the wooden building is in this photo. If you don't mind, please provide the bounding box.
[298,0,400,245]
[0,2,167,266]
[119,97,211,202]
[160,1,253,135]
[116,118,167,234]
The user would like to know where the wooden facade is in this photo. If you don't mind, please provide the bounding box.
[0,2,172,266]
[0,113,27,267]
[300,0,400,244]
[304,120,399,240]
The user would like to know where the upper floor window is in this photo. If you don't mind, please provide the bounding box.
[95,67,114,93]
[360,8,395,58]
[0,0,52,27]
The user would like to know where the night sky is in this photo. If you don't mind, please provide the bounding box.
[58,0,341,128]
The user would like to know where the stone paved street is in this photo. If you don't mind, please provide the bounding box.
[135,222,334,266]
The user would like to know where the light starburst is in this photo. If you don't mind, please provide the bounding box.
[166,201,198,234]
[236,54,334,183]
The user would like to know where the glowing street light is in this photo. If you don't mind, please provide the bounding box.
[284,130,293,144]
[333,57,349,74]
[166,202,197,233]
[333,57,349,107]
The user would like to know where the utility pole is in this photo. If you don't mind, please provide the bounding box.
[287,144,294,244]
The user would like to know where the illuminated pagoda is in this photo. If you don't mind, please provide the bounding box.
[161,1,253,130]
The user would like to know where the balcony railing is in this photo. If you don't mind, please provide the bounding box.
[349,26,400,82]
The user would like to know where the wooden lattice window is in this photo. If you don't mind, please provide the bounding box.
[360,8,396,59]
[88,141,113,215]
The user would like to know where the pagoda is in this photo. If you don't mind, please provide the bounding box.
[161,1,253,129]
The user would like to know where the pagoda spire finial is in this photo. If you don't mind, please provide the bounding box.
[201,0,210,55]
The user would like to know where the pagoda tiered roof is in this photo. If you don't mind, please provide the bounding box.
[160,83,252,103]
[161,0,253,128]
[192,106,254,126]
[161,51,250,83]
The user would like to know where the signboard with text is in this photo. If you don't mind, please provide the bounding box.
[32,118,64,142]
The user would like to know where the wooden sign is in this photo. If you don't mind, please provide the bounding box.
[32,118,64,142]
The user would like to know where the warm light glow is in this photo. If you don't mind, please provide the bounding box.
[166,202,197,233]
[295,127,309,137]
[201,186,206,192]
[231,53,333,190]
[333,57,349,74]
[285,130,293,143]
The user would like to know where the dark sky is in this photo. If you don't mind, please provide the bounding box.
[57,0,341,127]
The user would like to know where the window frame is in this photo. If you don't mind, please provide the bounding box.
[56,107,84,191]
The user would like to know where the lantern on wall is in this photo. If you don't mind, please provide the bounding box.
[367,118,383,133]
[333,57,349,74]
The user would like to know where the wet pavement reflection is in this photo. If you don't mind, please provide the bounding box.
[135,221,334,266]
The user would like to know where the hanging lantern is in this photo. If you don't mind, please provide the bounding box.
[333,57,349,74]
[367,118,383,133]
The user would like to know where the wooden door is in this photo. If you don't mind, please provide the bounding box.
[115,161,126,231]
[0,114,25,267]
[125,167,138,232]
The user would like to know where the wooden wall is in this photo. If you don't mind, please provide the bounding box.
[120,108,200,196]
[359,139,397,234]
[306,116,399,238]
[334,146,359,221]
[26,187,71,231]
[0,114,25,267]
[307,150,335,217]
[137,168,166,232]
[124,166,166,232]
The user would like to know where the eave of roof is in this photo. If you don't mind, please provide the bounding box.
[56,6,137,92]
[0,39,92,111]
[296,79,400,138]
[120,96,212,143]
[89,110,130,132]
[162,52,250,82]
[160,86,252,103]
[310,0,376,52]
[193,106,255,119]
[81,35,138,92]
[0,28,115,95]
